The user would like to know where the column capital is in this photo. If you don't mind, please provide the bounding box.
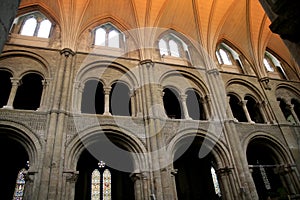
[103,86,112,95]
[64,170,79,183]
[10,77,20,85]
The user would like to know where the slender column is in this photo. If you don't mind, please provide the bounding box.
[287,103,300,124]
[37,79,49,111]
[257,101,268,123]
[226,96,237,121]
[200,97,209,120]
[239,100,255,123]
[75,82,84,113]
[3,78,20,109]
[130,88,136,117]
[180,94,191,120]
[103,86,111,115]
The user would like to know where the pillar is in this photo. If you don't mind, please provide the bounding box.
[257,101,269,123]
[180,94,191,120]
[287,103,300,124]
[3,78,19,109]
[240,100,255,123]
[103,86,111,115]
[38,79,50,111]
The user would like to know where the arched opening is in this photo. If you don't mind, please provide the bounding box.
[245,96,264,123]
[75,136,135,200]
[0,132,29,199]
[278,99,295,124]
[228,94,247,122]
[81,80,104,114]
[13,73,43,110]
[110,82,131,116]
[173,137,222,200]
[163,88,182,119]
[186,90,205,120]
[0,70,12,107]
[247,140,288,199]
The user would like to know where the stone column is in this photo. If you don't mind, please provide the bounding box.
[73,81,83,113]
[103,86,111,115]
[130,172,149,200]
[287,103,300,124]
[240,100,255,123]
[3,78,20,109]
[257,101,268,123]
[130,88,136,117]
[226,96,237,121]
[200,96,209,120]
[180,94,191,120]
[38,79,50,111]
[217,167,237,200]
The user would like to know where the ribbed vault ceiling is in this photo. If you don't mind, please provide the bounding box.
[18,0,293,66]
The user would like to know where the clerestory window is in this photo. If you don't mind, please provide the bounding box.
[17,12,52,38]
[158,33,190,60]
[264,51,288,79]
[94,23,124,48]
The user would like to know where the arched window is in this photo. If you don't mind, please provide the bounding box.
[90,161,112,200]
[264,51,288,79]
[94,24,124,48]
[17,12,52,38]
[0,70,12,108]
[37,19,52,38]
[218,48,232,65]
[278,99,295,124]
[158,33,190,60]
[20,17,37,36]
[13,168,26,200]
[158,39,168,56]
[13,73,44,110]
[211,166,221,197]
[169,40,180,57]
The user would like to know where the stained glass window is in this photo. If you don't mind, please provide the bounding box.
[103,169,111,200]
[211,166,221,197]
[13,168,26,200]
[91,161,111,200]
[91,170,101,200]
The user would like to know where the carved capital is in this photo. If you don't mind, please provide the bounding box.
[140,59,154,68]
[64,171,79,183]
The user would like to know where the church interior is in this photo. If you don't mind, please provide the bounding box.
[0,0,300,199]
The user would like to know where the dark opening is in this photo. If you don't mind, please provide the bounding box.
[174,137,221,200]
[245,96,264,123]
[110,82,131,116]
[13,73,43,110]
[228,94,247,122]
[75,141,134,200]
[279,99,295,123]
[291,98,300,121]
[163,88,182,119]
[247,141,287,199]
[0,132,29,199]
[0,70,12,108]
[81,80,104,114]
[186,90,205,120]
